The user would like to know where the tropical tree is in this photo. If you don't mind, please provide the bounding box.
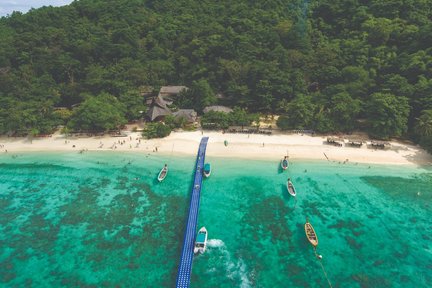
[177,79,216,112]
[29,128,40,144]
[118,89,147,121]
[229,107,258,128]
[143,122,171,139]
[415,109,432,152]
[277,94,315,130]
[68,93,127,132]
[330,92,362,131]
[366,93,410,139]
[201,111,230,130]
[415,110,432,137]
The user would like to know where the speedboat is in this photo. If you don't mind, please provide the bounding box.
[203,163,211,178]
[157,164,168,182]
[194,227,208,254]
[287,178,296,197]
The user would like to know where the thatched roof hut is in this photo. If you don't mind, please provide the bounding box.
[347,138,364,147]
[370,140,391,149]
[327,137,344,147]
[146,95,172,121]
[147,106,171,121]
[173,109,197,123]
[158,86,188,103]
[159,86,187,94]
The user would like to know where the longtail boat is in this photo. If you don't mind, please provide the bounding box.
[304,219,333,287]
[157,164,168,182]
[287,178,296,197]
[281,156,289,170]
[304,218,318,247]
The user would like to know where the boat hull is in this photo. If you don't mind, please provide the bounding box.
[281,159,289,170]
[305,222,318,247]
[158,166,168,182]
[203,163,211,178]
[287,180,296,196]
[194,227,208,254]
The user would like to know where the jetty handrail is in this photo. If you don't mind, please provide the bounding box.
[175,137,209,288]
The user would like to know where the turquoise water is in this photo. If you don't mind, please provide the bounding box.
[0,151,431,287]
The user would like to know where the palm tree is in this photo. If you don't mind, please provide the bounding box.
[415,109,432,137]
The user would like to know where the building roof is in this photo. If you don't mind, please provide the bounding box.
[147,105,172,121]
[370,140,391,146]
[154,95,170,108]
[327,137,344,142]
[159,86,188,95]
[203,105,233,114]
[173,109,197,122]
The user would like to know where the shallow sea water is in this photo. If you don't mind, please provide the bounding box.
[0,151,431,287]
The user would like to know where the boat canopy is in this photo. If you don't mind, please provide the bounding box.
[204,163,211,172]
[196,232,206,243]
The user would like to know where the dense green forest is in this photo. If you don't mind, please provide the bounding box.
[0,0,431,151]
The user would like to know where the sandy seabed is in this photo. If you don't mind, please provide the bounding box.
[0,130,431,166]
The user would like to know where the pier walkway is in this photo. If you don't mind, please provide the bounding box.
[176,137,209,288]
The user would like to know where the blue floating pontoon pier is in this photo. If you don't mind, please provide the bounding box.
[176,137,209,288]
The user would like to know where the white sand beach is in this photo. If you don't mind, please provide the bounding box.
[0,130,431,166]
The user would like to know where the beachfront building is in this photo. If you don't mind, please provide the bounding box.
[146,95,172,121]
[158,86,188,101]
[146,86,197,123]
[173,109,198,123]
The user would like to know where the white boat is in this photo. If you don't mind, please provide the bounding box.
[281,156,289,170]
[287,178,296,197]
[194,227,208,254]
[203,163,211,178]
[157,164,168,182]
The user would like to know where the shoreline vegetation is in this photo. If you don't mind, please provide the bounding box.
[1,129,431,167]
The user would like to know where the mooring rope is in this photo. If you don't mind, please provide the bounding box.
[314,248,333,288]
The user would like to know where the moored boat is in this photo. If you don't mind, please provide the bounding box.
[203,163,211,178]
[281,156,289,170]
[194,227,208,254]
[287,178,296,196]
[157,164,168,182]
[304,218,318,247]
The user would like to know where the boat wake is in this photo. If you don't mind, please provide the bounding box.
[235,258,252,288]
[207,239,225,248]
[206,239,251,287]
